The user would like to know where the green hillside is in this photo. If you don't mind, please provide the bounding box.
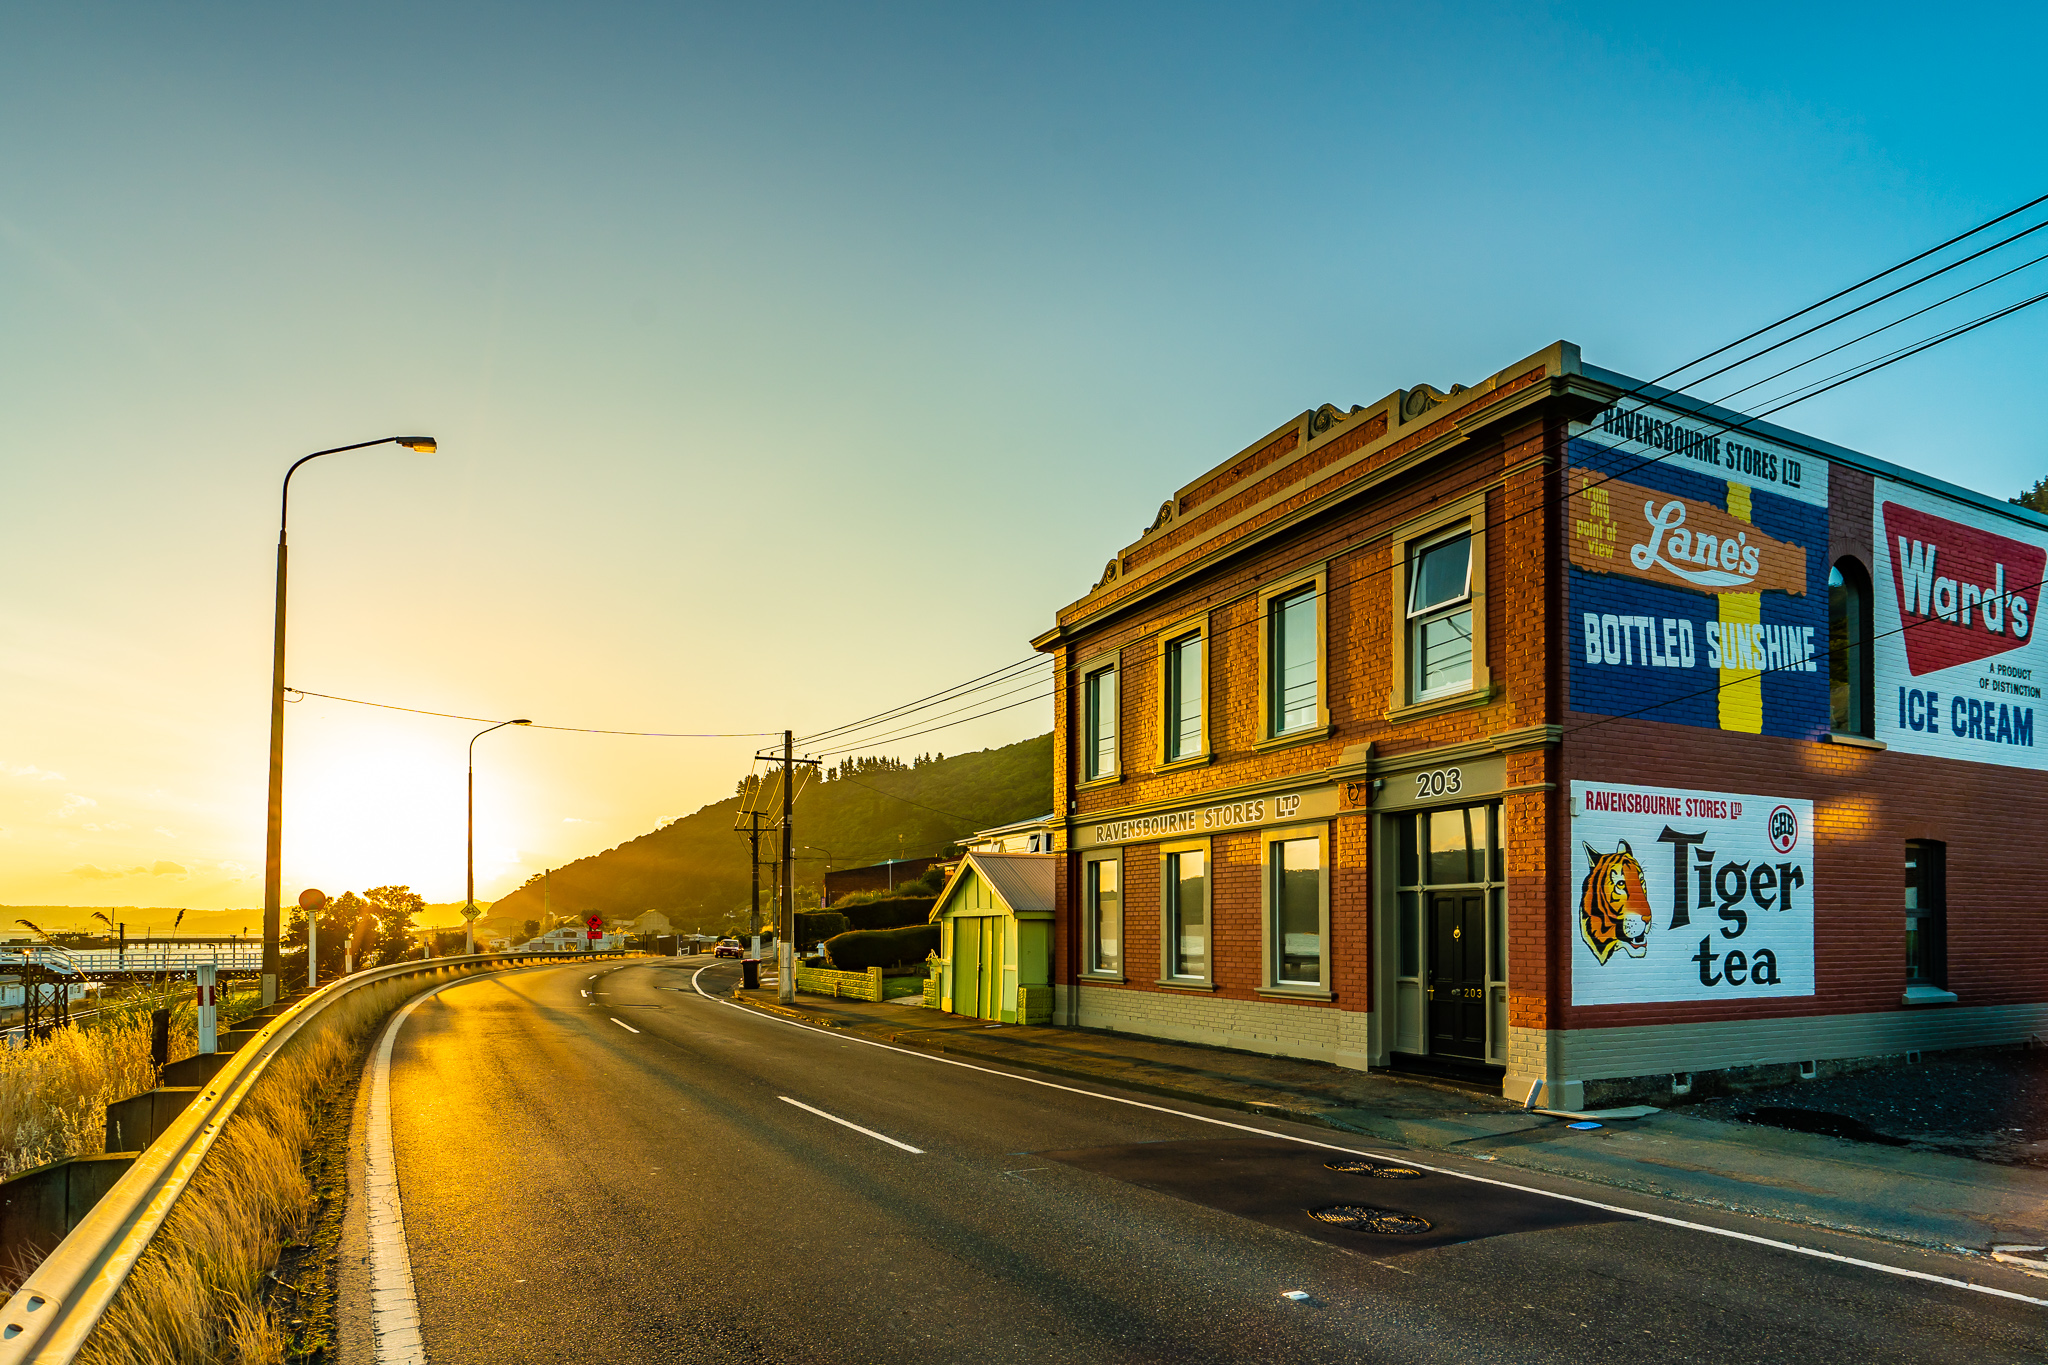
[488,734,1052,935]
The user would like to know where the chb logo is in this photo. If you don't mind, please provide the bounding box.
[1767,805,1799,855]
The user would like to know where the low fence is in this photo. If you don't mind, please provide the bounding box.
[792,963,924,1003]
[0,948,629,1364]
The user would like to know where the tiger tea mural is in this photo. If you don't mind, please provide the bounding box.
[1570,783,1815,1006]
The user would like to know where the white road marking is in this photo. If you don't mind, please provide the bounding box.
[611,1017,641,1033]
[778,1096,924,1153]
[367,979,469,1363]
[688,964,2048,1309]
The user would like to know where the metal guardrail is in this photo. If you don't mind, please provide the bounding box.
[0,949,631,1363]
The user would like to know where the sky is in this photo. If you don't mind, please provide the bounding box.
[4,2,2046,911]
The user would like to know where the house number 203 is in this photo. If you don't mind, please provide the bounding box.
[1414,767,1463,799]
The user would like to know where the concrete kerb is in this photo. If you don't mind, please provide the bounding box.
[0,950,635,1365]
[721,989,2048,1258]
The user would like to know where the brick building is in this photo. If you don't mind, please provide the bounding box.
[1025,340,2048,1107]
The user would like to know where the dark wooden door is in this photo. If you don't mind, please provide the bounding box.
[1428,893,1487,1059]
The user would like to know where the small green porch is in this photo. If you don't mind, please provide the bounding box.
[933,852,1055,1024]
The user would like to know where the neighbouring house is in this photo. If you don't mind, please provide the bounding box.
[1032,339,2048,1108]
[962,814,1059,854]
[931,852,1056,1023]
[627,910,675,936]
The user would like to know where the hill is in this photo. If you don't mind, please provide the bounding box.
[487,734,1052,936]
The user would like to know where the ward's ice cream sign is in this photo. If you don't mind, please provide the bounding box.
[1570,782,1814,1006]
[1873,480,2047,769]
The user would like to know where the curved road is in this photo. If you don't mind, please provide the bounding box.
[353,958,2046,1363]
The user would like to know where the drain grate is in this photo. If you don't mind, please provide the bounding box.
[1324,1160,1425,1180]
[1308,1205,1433,1235]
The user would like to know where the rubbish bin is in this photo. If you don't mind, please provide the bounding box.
[742,958,760,990]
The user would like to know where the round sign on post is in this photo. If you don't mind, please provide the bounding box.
[298,889,327,990]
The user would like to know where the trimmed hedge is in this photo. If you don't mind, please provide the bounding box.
[823,923,939,971]
[794,911,851,945]
[838,897,935,932]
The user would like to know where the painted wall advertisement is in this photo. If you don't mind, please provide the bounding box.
[1570,781,1814,1006]
[1872,478,2046,769]
[1568,402,1829,740]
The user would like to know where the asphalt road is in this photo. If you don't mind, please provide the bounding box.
[375,958,2048,1363]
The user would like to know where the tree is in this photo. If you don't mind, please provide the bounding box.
[520,918,540,943]
[364,886,426,966]
[2015,477,2048,515]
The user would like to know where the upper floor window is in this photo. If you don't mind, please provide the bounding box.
[1270,587,1319,734]
[1830,559,1874,736]
[1165,630,1203,762]
[1084,664,1117,780]
[1409,530,1473,701]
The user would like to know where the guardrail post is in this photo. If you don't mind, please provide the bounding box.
[148,1008,169,1068]
[196,964,217,1055]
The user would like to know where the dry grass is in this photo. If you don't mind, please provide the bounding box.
[0,986,263,1180]
[73,967,494,1365]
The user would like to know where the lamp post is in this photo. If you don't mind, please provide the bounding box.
[804,845,837,908]
[467,718,531,954]
[262,436,437,1005]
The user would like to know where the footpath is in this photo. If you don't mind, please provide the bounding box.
[725,980,2048,1266]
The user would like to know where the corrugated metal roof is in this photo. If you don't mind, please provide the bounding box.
[957,852,1056,915]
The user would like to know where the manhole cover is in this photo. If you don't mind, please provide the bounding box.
[1324,1159,1425,1179]
[1308,1205,1433,1234]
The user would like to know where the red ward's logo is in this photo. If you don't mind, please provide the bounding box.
[1881,502,2043,676]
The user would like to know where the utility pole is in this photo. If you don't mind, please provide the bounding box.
[749,810,763,960]
[779,729,795,1004]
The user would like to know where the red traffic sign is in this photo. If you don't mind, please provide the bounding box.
[586,929,601,939]
[298,889,327,912]
[586,915,604,928]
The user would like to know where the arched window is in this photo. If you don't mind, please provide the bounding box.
[1829,558,1874,735]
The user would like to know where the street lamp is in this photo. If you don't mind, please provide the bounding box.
[262,436,437,1005]
[804,845,837,908]
[467,719,531,954]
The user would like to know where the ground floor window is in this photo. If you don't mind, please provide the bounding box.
[1390,802,1505,1062]
[1263,826,1329,992]
[1162,842,1209,981]
[1085,854,1121,976]
[1905,839,1946,988]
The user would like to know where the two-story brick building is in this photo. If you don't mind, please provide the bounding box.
[1026,340,2048,1107]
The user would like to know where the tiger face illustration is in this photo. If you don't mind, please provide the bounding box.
[1579,840,1652,964]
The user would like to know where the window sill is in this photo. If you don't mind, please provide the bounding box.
[1077,773,1123,791]
[1255,985,1334,1002]
[1078,973,1127,986]
[1252,725,1334,755]
[1153,977,1217,992]
[1902,985,1958,1005]
[1157,752,1214,772]
[1385,682,1496,726]
[1826,732,1887,751]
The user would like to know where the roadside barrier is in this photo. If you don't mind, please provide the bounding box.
[0,949,630,1364]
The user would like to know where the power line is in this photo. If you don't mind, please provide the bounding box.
[285,689,779,737]
[795,655,1049,746]
[812,688,1056,757]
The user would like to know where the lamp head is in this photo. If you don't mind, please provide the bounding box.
[512,718,532,725]
[395,436,437,453]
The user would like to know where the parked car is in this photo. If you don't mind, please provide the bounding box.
[713,938,744,959]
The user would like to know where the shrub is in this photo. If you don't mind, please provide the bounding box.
[793,912,850,945]
[838,897,935,932]
[823,923,939,971]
